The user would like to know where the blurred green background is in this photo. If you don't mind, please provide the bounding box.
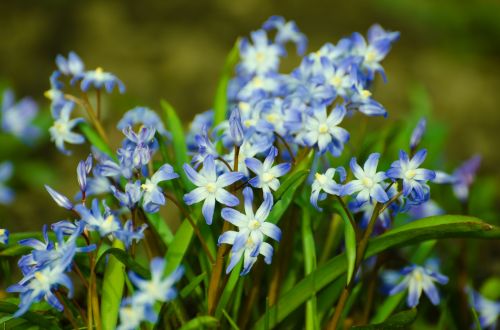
[0,0,499,230]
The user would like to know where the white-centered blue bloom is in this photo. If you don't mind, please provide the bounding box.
[0,228,9,244]
[469,289,500,329]
[262,16,307,55]
[1,89,40,142]
[73,67,126,93]
[183,155,243,225]
[56,51,84,76]
[118,258,183,329]
[112,180,142,209]
[245,147,291,196]
[388,263,448,308]
[117,107,170,137]
[121,126,157,169]
[310,167,346,211]
[386,149,436,203]
[49,101,85,155]
[295,104,349,155]
[239,29,284,76]
[219,188,281,275]
[114,220,147,249]
[7,264,74,317]
[75,199,121,237]
[434,155,481,203]
[342,153,389,204]
[141,164,179,213]
[0,162,14,205]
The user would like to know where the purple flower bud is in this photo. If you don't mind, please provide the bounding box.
[77,155,93,192]
[410,118,426,151]
[229,109,244,147]
[45,185,73,210]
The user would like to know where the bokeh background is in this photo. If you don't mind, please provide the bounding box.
[0,0,499,230]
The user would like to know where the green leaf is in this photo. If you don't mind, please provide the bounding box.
[470,307,482,330]
[480,276,500,300]
[160,100,192,190]
[96,247,150,279]
[145,212,174,247]
[78,122,115,159]
[301,207,318,330]
[0,302,58,330]
[101,240,126,330]
[268,170,309,225]
[353,308,417,329]
[253,215,500,329]
[332,202,356,285]
[0,245,31,257]
[178,316,219,330]
[213,40,240,126]
[180,272,207,299]
[222,309,240,330]
[215,259,243,318]
[164,209,201,275]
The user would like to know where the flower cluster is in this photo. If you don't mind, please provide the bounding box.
[1,89,40,142]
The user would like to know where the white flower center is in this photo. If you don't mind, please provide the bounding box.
[53,121,68,134]
[405,169,417,180]
[365,50,377,62]
[360,89,372,99]
[239,102,251,113]
[255,52,265,63]
[205,182,217,193]
[413,269,423,282]
[266,113,279,123]
[252,76,264,88]
[330,76,343,88]
[318,123,329,134]
[141,181,155,192]
[249,220,261,230]
[244,119,255,128]
[262,172,274,183]
[362,177,374,188]
[315,173,327,185]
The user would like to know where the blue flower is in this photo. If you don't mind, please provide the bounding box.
[141,164,179,213]
[229,108,245,147]
[350,24,399,81]
[49,101,85,155]
[434,155,481,203]
[118,258,183,329]
[117,107,170,137]
[183,156,243,225]
[296,104,349,155]
[348,80,387,117]
[350,198,392,230]
[410,118,426,151]
[77,154,93,193]
[408,200,444,220]
[7,264,74,317]
[45,184,74,210]
[469,289,500,329]
[342,153,389,204]
[387,149,435,202]
[0,228,9,244]
[318,57,356,99]
[262,16,307,55]
[112,180,142,209]
[245,147,291,196]
[114,220,147,249]
[56,51,84,76]
[45,71,66,116]
[190,126,219,169]
[310,167,346,211]
[388,262,448,308]
[224,140,269,177]
[239,29,285,76]
[73,67,125,93]
[75,199,121,237]
[1,89,40,142]
[121,126,157,169]
[0,162,14,205]
[219,188,280,275]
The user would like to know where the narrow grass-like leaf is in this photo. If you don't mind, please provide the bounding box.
[0,302,58,330]
[222,309,240,330]
[78,122,115,159]
[180,272,207,299]
[353,308,417,329]
[178,316,219,330]
[145,212,174,247]
[101,240,126,330]
[215,260,243,317]
[213,40,240,126]
[160,100,192,190]
[96,247,150,279]
[301,207,318,330]
[332,203,356,285]
[253,215,500,329]
[268,170,309,225]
